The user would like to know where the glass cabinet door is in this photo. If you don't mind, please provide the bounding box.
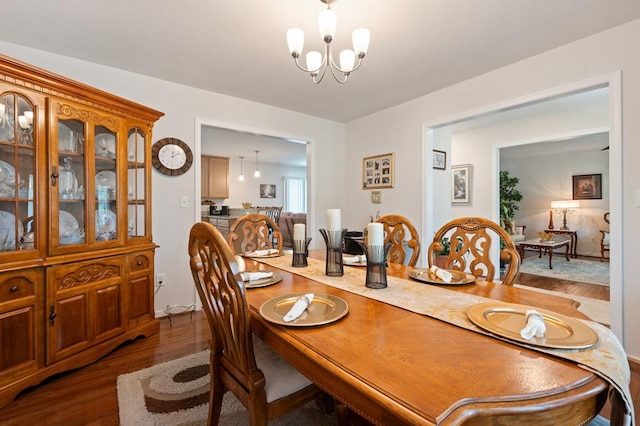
[127,127,147,240]
[57,118,86,247]
[0,92,37,255]
[51,99,121,253]
[95,125,118,243]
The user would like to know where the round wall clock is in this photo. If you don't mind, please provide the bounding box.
[151,137,193,176]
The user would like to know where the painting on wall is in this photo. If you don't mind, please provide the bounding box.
[362,153,394,189]
[451,164,471,204]
[433,150,446,170]
[572,174,602,200]
[260,184,276,198]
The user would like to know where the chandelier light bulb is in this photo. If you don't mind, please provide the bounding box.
[287,0,369,84]
[238,156,245,181]
[254,150,261,178]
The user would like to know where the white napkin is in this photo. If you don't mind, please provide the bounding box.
[246,249,279,257]
[429,265,453,283]
[520,310,546,339]
[240,271,273,282]
[344,254,366,263]
[283,293,314,322]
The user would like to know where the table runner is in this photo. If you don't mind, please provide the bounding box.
[257,255,634,425]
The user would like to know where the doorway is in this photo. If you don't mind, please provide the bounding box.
[422,73,621,336]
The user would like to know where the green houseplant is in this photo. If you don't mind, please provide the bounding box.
[499,170,523,232]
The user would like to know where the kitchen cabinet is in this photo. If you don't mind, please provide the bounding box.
[0,53,163,408]
[201,155,229,198]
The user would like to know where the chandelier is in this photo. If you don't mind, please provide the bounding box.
[286,0,370,84]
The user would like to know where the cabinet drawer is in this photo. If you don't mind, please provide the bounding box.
[129,253,151,272]
[0,272,37,304]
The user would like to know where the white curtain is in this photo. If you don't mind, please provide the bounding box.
[283,177,306,213]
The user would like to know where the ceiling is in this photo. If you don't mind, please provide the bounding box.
[1,1,639,124]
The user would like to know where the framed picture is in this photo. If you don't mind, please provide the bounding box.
[433,150,446,170]
[362,153,394,189]
[451,164,471,204]
[573,174,602,200]
[371,190,382,204]
[259,184,276,199]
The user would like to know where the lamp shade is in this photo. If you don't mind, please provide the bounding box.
[352,28,370,55]
[339,50,356,71]
[318,8,337,39]
[306,51,322,72]
[551,200,579,209]
[287,28,304,55]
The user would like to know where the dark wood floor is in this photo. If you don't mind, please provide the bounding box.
[1,257,634,425]
[513,252,610,301]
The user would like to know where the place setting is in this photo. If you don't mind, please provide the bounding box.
[239,270,283,288]
[466,302,599,349]
[241,248,284,258]
[343,254,367,267]
[409,265,476,285]
[260,292,349,326]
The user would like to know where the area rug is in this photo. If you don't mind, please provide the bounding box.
[519,256,609,286]
[513,284,610,325]
[117,350,337,426]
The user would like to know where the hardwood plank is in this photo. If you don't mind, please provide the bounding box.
[0,312,210,425]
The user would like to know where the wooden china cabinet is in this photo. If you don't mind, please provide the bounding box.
[0,54,163,408]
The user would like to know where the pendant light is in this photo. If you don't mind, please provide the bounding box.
[238,156,245,181]
[254,150,261,178]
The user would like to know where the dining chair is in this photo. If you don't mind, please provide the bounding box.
[427,216,520,285]
[188,222,321,425]
[375,214,421,267]
[227,213,283,255]
[600,212,610,262]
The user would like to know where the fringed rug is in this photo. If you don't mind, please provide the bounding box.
[116,350,337,426]
[519,256,609,286]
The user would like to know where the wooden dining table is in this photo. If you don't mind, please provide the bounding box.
[242,252,609,425]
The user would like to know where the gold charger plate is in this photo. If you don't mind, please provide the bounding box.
[242,271,284,289]
[260,293,349,326]
[409,268,476,285]
[467,302,598,349]
[241,250,284,259]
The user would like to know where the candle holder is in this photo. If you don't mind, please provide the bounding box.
[292,237,312,267]
[319,228,347,276]
[359,242,392,289]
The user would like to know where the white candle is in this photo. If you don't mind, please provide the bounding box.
[327,209,341,231]
[367,223,384,246]
[293,223,305,241]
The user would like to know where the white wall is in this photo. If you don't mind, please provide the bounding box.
[0,41,346,318]
[346,19,640,358]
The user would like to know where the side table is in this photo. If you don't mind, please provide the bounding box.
[545,229,577,258]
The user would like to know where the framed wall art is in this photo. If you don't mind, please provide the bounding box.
[433,150,446,170]
[362,153,394,189]
[572,174,602,200]
[451,164,471,204]
[259,184,276,199]
[371,190,382,203]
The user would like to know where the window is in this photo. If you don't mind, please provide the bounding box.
[283,177,306,213]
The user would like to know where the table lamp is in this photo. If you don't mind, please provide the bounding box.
[550,200,579,230]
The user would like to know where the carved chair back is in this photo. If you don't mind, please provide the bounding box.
[227,214,283,255]
[427,217,520,285]
[375,214,421,267]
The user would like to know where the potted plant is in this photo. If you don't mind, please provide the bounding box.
[499,170,523,233]
[434,236,463,268]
